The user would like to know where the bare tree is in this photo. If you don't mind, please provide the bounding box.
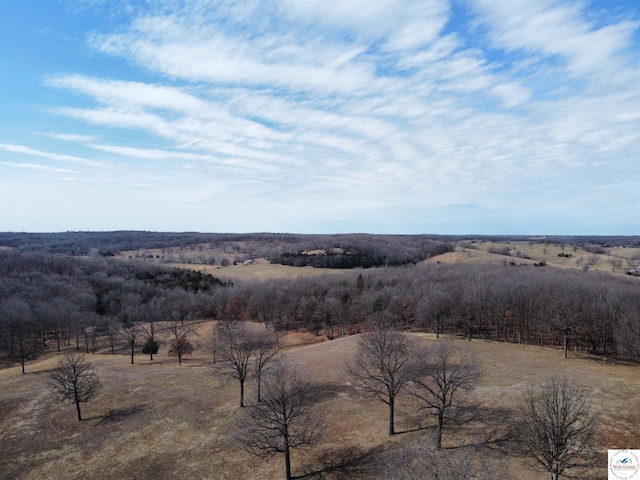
[408,339,482,449]
[1,297,42,374]
[347,317,415,435]
[233,361,323,480]
[515,377,596,480]
[544,285,585,359]
[416,287,451,338]
[120,322,139,365]
[141,313,160,361]
[168,333,194,365]
[48,353,103,421]
[205,323,219,365]
[100,316,119,355]
[10,318,42,374]
[252,329,281,403]
[216,321,255,407]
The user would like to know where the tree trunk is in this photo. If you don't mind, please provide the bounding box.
[130,344,135,364]
[55,326,61,352]
[284,439,292,480]
[240,379,245,407]
[388,397,395,435]
[75,392,82,421]
[257,374,262,403]
[563,335,568,359]
[436,412,444,449]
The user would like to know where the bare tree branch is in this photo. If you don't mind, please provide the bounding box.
[233,360,323,480]
[347,317,416,435]
[215,321,256,407]
[515,376,597,480]
[48,353,102,421]
[408,339,482,449]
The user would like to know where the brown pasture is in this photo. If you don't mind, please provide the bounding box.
[118,240,640,283]
[427,241,640,279]
[2,323,638,480]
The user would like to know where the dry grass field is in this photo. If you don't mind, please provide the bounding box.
[117,252,346,281]
[2,322,639,480]
[173,259,347,282]
[435,241,640,278]
[118,240,640,283]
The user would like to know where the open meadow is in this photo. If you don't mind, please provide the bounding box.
[1,321,639,480]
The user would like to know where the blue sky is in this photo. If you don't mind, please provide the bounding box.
[1,0,639,234]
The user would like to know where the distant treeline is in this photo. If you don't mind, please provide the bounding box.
[0,231,234,255]
[1,231,639,256]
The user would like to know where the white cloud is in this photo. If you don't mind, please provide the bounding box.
[1,162,77,174]
[43,133,97,142]
[278,0,450,48]
[491,82,532,108]
[90,144,209,161]
[3,0,639,233]
[0,144,107,168]
[472,0,639,78]
[91,18,379,95]
[46,75,209,113]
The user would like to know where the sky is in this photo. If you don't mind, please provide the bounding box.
[1,0,639,235]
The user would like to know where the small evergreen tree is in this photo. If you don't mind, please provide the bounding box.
[142,338,160,356]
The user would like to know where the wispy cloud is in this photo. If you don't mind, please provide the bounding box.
[0,144,107,168]
[471,0,639,79]
[42,133,98,143]
[1,162,77,174]
[2,0,639,233]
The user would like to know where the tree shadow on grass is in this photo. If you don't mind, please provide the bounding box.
[294,444,384,480]
[444,405,515,451]
[392,404,516,451]
[310,382,355,403]
[91,404,148,425]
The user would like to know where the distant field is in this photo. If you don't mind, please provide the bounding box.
[428,241,640,278]
[1,324,637,479]
[117,250,349,281]
[170,259,348,282]
[119,240,640,282]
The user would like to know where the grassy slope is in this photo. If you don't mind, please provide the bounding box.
[2,326,638,480]
[430,241,640,278]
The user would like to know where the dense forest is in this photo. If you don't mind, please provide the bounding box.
[0,251,223,371]
[2,231,640,371]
